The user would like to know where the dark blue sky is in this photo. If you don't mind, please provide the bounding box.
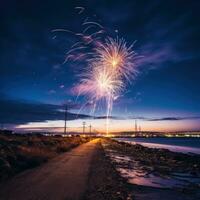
[1,0,200,132]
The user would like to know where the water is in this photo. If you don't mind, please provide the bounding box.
[115,137,200,154]
[103,138,200,189]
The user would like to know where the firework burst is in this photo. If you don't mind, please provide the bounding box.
[75,64,123,103]
[93,37,138,82]
[54,9,139,134]
[74,37,138,133]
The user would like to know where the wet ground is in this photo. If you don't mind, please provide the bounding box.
[102,139,200,200]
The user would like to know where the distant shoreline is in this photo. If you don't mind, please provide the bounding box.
[115,137,200,154]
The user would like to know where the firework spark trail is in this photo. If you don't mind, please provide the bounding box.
[75,6,85,14]
[73,37,138,133]
[53,9,139,134]
[73,63,123,133]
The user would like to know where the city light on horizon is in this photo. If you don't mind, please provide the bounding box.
[15,118,200,133]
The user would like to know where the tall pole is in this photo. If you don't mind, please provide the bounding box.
[89,124,92,135]
[135,120,137,133]
[83,121,86,134]
[64,105,68,135]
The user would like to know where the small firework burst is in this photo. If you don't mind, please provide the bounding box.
[75,63,123,102]
[94,37,138,82]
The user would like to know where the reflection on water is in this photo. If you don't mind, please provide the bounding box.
[119,168,188,188]
[103,144,200,189]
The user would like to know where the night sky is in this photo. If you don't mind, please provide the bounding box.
[1,0,200,132]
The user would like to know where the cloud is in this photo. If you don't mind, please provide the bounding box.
[94,115,199,121]
[1,93,199,128]
[93,115,124,120]
[128,116,200,121]
[146,117,200,121]
[0,96,90,125]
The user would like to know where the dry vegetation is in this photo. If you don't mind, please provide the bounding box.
[0,132,90,181]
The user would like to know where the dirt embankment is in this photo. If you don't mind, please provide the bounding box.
[0,133,91,181]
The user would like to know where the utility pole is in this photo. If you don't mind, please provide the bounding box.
[64,105,68,135]
[89,124,92,135]
[139,125,141,132]
[82,121,86,134]
[135,120,138,133]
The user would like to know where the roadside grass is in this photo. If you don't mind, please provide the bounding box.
[0,132,90,181]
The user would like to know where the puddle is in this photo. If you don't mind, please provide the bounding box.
[118,168,188,188]
[104,146,200,189]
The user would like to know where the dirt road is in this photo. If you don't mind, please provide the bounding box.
[0,139,100,200]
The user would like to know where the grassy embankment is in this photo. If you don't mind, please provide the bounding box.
[0,132,90,181]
